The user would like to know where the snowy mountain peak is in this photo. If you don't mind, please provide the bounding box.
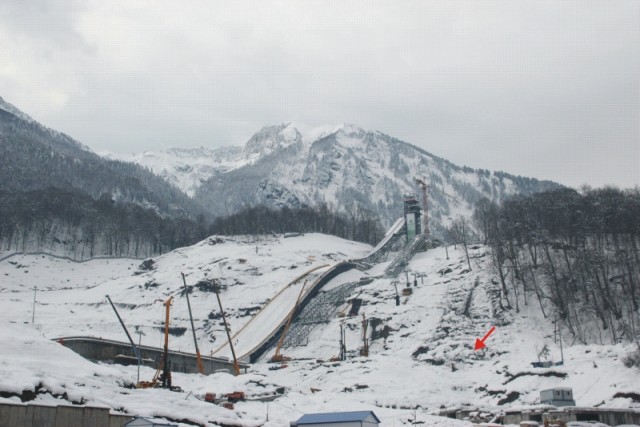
[242,122,304,161]
[334,122,367,138]
[242,122,367,161]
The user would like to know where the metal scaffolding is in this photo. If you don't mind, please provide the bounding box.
[283,281,363,348]
[384,234,426,278]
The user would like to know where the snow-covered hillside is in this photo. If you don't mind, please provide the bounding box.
[2,232,639,426]
[0,234,370,355]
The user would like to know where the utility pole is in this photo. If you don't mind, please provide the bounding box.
[338,323,347,361]
[361,313,369,357]
[553,316,564,365]
[136,330,144,384]
[558,319,564,365]
[392,281,400,306]
[32,286,37,324]
[342,324,347,361]
[417,273,426,284]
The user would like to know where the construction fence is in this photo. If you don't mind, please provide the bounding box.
[0,402,133,427]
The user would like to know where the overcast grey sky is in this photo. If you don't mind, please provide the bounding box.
[0,0,638,189]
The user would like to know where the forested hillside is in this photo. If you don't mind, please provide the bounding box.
[0,98,213,258]
[209,203,384,245]
[475,186,640,345]
[0,190,385,260]
[0,108,201,219]
[0,188,207,259]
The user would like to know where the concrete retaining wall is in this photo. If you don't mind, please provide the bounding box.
[0,403,132,427]
[54,336,248,374]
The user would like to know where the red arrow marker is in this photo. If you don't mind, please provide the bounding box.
[474,326,496,350]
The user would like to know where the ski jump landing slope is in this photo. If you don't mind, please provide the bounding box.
[210,264,331,361]
[212,218,409,364]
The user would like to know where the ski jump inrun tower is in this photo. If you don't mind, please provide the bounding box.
[403,192,421,243]
[403,178,430,243]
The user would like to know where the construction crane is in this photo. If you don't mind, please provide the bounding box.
[107,295,176,389]
[106,295,178,390]
[138,296,176,389]
[213,281,241,376]
[270,279,308,363]
[415,178,429,236]
[159,296,174,388]
[181,273,205,375]
[105,295,143,384]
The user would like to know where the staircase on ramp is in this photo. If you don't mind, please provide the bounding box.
[283,280,365,348]
[384,234,426,278]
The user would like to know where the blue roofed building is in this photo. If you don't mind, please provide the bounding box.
[291,410,381,427]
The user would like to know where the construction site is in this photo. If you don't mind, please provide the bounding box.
[57,180,434,380]
[2,179,640,427]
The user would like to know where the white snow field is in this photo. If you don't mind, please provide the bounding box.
[1,233,639,426]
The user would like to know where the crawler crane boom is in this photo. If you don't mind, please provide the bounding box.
[182,273,205,374]
[271,279,308,363]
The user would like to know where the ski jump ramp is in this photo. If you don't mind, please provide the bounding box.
[366,217,405,258]
[214,218,409,363]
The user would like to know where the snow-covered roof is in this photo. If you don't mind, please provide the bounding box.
[295,410,380,425]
